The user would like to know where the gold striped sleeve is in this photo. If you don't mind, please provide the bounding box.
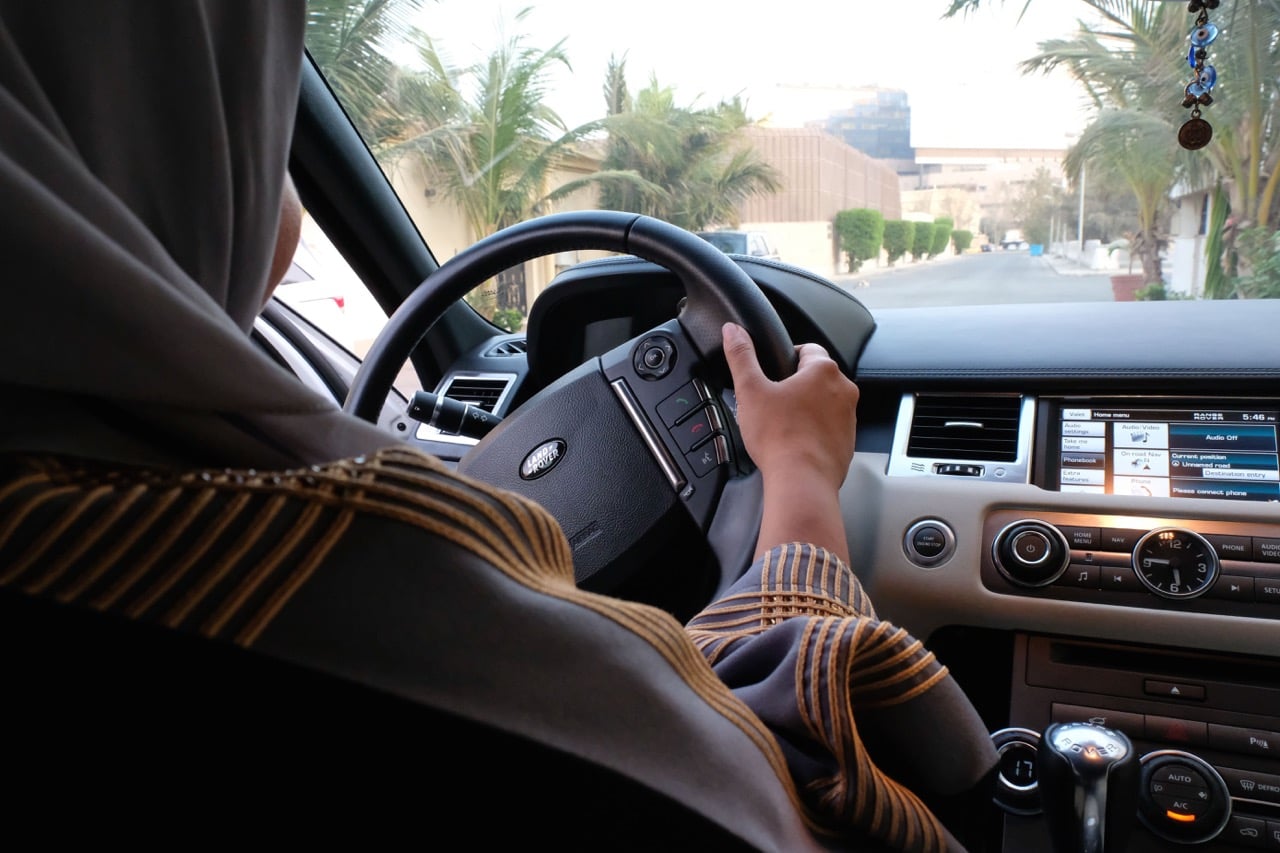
[685,542,951,853]
[0,450,820,839]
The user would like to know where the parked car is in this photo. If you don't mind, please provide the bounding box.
[10,2,1280,850]
[695,229,781,261]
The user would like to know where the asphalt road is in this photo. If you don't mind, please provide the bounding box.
[832,251,1114,308]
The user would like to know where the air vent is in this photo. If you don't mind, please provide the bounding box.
[485,339,528,357]
[442,376,510,413]
[906,394,1022,462]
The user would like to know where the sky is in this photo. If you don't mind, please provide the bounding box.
[415,0,1109,150]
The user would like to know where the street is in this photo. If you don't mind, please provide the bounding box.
[831,251,1114,308]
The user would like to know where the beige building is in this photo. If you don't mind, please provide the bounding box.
[733,127,902,276]
[902,147,1068,243]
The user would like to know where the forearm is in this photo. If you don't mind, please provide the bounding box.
[755,465,850,565]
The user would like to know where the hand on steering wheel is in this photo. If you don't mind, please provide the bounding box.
[344,211,797,600]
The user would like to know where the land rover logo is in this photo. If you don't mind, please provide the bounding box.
[520,440,566,480]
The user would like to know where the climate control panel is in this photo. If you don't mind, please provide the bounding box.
[982,510,1280,618]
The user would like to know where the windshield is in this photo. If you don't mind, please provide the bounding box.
[304,0,1279,329]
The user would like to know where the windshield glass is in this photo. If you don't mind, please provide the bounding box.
[304,0,1279,329]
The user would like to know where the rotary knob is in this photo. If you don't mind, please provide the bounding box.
[993,520,1071,587]
[1137,750,1231,845]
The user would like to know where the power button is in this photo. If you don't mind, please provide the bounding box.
[904,519,956,568]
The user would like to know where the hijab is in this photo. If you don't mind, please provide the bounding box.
[0,0,398,470]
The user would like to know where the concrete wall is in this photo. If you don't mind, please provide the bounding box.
[1168,190,1210,297]
[739,220,838,277]
[736,126,902,223]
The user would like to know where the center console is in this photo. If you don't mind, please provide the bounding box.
[995,634,1280,851]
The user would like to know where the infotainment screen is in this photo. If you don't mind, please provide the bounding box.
[1053,403,1280,501]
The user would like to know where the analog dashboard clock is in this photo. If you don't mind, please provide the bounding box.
[1133,528,1220,599]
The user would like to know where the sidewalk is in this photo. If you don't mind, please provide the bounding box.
[831,251,964,286]
[1040,252,1113,277]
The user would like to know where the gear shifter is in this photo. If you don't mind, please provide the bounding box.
[1036,721,1140,853]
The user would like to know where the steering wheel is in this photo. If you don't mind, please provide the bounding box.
[345,210,796,597]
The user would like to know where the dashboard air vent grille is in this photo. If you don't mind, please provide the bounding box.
[485,339,528,357]
[443,377,510,413]
[906,394,1022,462]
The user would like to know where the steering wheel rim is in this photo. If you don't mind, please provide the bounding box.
[343,210,796,599]
[344,211,795,423]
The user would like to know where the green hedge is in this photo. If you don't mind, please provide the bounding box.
[883,220,915,265]
[835,208,884,272]
[930,217,954,257]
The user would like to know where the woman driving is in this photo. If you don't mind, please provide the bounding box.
[0,2,994,849]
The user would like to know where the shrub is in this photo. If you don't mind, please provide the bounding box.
[911,221,934,260]
[491,308,525,332]
[835,208,885,273]
[952,229,974,253]
[930,217,954,257]
[883,220,915,266]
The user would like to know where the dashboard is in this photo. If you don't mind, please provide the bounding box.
[392,257,1280,852]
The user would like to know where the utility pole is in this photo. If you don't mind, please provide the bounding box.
[1077,163,1086,252]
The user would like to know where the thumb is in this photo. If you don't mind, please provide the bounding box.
[722,322,765,391]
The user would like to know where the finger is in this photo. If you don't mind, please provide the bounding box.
[794,342,832,370]
[722,322,766,390]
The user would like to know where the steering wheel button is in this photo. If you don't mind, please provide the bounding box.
[685,436,728,478]
[632,335,677,380]
[657,382,704,427]
[671,409,717,453]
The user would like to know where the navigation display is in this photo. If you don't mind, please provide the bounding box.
[1055,403,1280,501]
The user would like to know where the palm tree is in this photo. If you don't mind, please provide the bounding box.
[955,0,1280,297]
[599,61,781,231]
[1019,0,1188,286]
[305,0,429,151]
[384,16,654,240]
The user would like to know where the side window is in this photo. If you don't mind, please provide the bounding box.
[274,212,423,398]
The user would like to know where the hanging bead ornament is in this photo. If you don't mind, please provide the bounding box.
[1179,0,1220,150]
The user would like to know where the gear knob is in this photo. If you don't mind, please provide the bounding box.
[1036,721,1139,853]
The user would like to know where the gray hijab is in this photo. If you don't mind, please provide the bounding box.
[0,0,397,470]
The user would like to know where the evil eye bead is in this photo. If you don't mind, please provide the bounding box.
[1188,45,1197,68]
[1190,22,1219,48]
[1198,65,1217,90]
[1188,80,1206,98]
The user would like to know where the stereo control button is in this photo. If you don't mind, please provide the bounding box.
[1253,537,1280,563]
[1058,564,1100,588]
[993,520,1070,587]
[1208,575,1255,601]
[1098,528,1145,551]
[1205,533,1252,560]
[1058,525,1100,549]
[1100,566,1145,592]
